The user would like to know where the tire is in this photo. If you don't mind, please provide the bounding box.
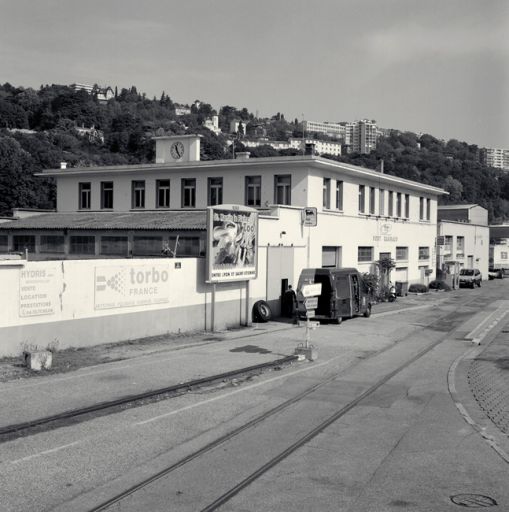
[333,316,342,325]
[252,300,272,322]
[363,304,372,318]
[478,280,482,287]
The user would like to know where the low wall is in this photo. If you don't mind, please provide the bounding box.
[0,258,264,357]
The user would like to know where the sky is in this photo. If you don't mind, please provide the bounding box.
[0,0,507,148]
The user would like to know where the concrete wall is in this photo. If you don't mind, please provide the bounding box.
[0,258,268,357]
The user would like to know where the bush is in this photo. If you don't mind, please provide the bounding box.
[408,283,428,293]
[428,280,451,291]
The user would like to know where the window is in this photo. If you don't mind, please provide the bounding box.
[426,198,431,220]
[101,182,113,209]
[169,236,202,257]
[444,235,453,255]
[419,246,430,260]
[208,177,223,206]
[245,176,261,207]
[40,235,65,253]
[274,175,291,205]
[358,185,366,213]
[0,235,7,252]
[379,189,385,216]
[388,191,394,216]
[358,246,374,262]
[156,180,170,208]
[323,178,331,209]
[501,252,508,260]
[369,187,376,214]
[336,181,343,210]
[396,246,408,260]
[133,235,163,256]
[79,182,91,210]
[419,197,424,220]
[100,236,128,256]
[70,236,95,255]
[396,192,402,217]
[13,235,35,253]
[404,194,410,218]
[457,236,465,254]
[131,181,145,209]
[322,246,340,268]
[182,178,196,208]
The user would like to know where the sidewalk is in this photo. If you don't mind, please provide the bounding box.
[0,290,481,431]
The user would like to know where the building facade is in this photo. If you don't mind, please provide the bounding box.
[480,147,509,171]
[437,205,490,280]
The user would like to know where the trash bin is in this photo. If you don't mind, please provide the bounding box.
[395,281,408,296]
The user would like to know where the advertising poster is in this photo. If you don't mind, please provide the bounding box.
[19,265,61,317]
[94,264,170,310]
[207,205,258,283]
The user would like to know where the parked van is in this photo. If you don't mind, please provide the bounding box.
[296,268,372,324]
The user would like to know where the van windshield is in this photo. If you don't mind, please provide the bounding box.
[460,269,474,276]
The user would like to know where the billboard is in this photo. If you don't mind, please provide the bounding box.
[206,205,258,283]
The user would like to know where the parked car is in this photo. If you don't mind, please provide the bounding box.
[296,268,372,324]
[488,268,504,280]
[458,268,482,288]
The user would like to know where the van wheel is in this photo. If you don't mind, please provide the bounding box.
[333,316,342,325]
[252,300,272,322]
[364,304,372,318]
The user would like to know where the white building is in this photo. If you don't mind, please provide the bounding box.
[480,147,509,171]
[203,115,221,135]
[437,204,489,280]
[489,224,509,270]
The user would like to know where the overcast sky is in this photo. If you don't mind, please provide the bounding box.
[1,0,507,147]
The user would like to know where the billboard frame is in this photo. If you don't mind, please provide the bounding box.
[206,204,259,284]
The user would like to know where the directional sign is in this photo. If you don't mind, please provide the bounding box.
[308,321,320,329]
[301,283,322,298]
[304,297,318,310]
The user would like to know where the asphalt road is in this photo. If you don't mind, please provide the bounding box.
[1,280,508,512]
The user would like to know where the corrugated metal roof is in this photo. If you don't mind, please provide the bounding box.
[437,204,479,210]
[0,211,207,231]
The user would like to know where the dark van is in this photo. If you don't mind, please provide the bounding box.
[296,268,372,324]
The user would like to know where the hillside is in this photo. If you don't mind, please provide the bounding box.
[1,82,508,221]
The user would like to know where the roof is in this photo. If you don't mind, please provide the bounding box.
[0,211,207,231]
[37,155,447,197]
[437,204,479,210]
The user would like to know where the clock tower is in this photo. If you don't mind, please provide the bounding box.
[154,135,202,164]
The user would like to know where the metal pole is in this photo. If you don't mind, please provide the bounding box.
[306,225,310,267]
[211,283,216,332]
[245,280,250,326]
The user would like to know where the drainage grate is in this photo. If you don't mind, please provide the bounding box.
[450,494,498,508]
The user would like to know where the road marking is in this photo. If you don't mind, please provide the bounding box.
[10,441,80,464]
[135,357,342,426]
[372,303,439,318]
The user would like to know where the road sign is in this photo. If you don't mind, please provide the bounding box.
[301,283,322,297]
[307,321,320,329]
[302,207,317,227]
[304,297,318,309]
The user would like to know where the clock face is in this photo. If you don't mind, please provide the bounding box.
[170,141,185,160]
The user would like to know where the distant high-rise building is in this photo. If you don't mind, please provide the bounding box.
[303,118,379,154]
[480,147,509,171]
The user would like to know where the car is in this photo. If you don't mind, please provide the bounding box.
[459,268,482,288]
[488,268,504,280]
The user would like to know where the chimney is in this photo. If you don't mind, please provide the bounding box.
[236,152,251,161]
[60,162,67,169]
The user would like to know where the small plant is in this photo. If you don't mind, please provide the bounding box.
[20,341,40,354]
[429,280,451,291]
[46,338,60,353]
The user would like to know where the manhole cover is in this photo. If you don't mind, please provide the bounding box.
[450,494,498,508]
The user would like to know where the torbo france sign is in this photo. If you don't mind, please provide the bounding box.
[94,265,170,310]
[206,205,258,283]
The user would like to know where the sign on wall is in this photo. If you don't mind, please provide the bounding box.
[206,205,258,283]
[19,265,61,317]
[302,207,317,227]
[94,265,170,310]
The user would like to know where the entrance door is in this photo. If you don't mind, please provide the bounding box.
[267,246,295,316]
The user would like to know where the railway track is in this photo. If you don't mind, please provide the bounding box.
[87,293,484,512]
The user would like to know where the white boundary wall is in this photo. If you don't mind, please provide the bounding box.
[0,258,267,357]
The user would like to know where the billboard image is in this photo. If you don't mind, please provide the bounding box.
[207,205,258,283]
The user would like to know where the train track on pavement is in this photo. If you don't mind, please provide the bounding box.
[88,292,485,512]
